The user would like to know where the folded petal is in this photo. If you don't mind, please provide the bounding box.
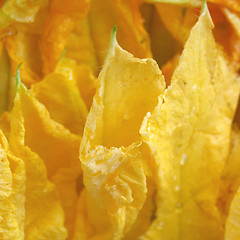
[79,28,165,239]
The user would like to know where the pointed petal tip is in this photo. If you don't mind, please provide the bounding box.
[112,25,117,38]
[16,63,28,92]
[105,25,118,60]
[200,0,214,28]
[109,24,118,49]
[201,0,207,14]
[16,63,22,88]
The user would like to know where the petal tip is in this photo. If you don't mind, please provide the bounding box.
[16,63,22,89]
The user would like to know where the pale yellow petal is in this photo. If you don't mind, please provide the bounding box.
[79,29,165,239]
[140,4,240,239]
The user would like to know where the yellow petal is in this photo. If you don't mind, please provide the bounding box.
[80,143,148,240]
[41,0,90,74]
[75,64,97,110]
[218,125,240,220]
[123,142,159,240]
[0,130,25,240]
[66,17,98,72]
[82,28,165,149]
[0,111,11,139]
[225,186,240,240]
[10,83,67,240]
[140,3,240,239]
[72,189,92,240]
[144,0,201,6]
[1,0,47,23]
[30,57,88,135]
[64,18,99,108]
[4,30,42,86]
[79,28,165,239]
